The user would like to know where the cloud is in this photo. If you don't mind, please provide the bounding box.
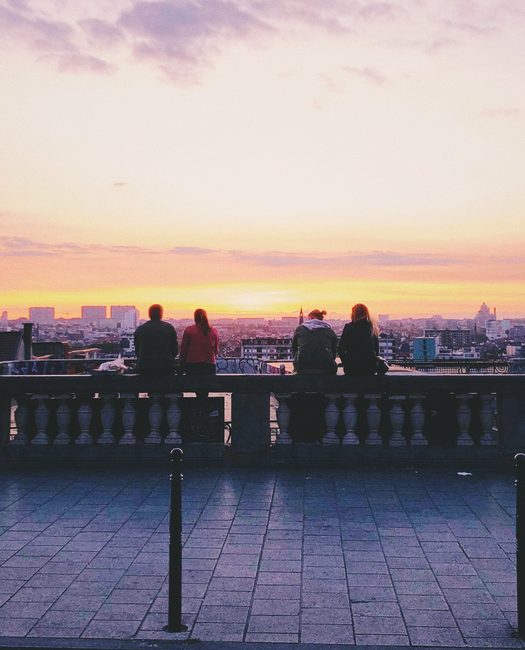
[343,65,388,85]
[112,181,128,186]
[478,108,521,118]
[78,18,124,48]
[56,53,116,74]
[117,0,273,82]
[170,246,215,255]
[0,4,74,52]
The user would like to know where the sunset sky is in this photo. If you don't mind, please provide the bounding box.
[1,0,524,319]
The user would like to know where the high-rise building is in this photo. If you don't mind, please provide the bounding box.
[378,314,389,324]
[122,309,139,332]
[29,307,55,323]
[424,329,471,350]
[81,306,106,323]
[110,305,137,322]
[413,337,439,361]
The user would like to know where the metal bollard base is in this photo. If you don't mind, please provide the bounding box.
[163,623,189,633]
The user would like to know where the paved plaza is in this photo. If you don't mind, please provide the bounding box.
[0,462,521,648]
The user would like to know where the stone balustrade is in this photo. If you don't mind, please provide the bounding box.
[1,374,525,466]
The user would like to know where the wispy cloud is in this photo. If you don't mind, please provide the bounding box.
[343,65,388,85]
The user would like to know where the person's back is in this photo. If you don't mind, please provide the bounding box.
[338,303,379,377]
[134,304,178,376]
[292,309,338,375]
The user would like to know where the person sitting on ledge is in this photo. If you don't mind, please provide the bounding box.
[292,309,338,375]
[134,304,178,377]
[338,302,379,377]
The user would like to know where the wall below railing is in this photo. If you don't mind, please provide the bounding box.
[1,374,525,467]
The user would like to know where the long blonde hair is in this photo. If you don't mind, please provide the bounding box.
[351,303,379,336]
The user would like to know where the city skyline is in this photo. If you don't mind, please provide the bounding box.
[2,301,523,322]
[1,1,524,317]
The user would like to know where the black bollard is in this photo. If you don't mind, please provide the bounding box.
[164,448,188,633]
[516,453,525,637]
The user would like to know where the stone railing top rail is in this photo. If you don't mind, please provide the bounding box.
[1,373,525,394]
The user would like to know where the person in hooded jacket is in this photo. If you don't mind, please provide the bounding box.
[292,309,338,375]
[338,303,379,376]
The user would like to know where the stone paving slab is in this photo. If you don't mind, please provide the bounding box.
[0,465,523,647]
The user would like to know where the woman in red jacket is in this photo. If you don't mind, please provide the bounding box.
[179,309,219,397]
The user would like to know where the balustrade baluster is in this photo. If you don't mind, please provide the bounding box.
[479,393,498,445]
[389,396,406,446]
[409,395,428,445]
[342,393,359,445]
[323,394,340,445]
[146,393,163,444]
[12,395,30,445]
[456,393,474,445]
[164,393,182,444]
[275,394,292,445]
[119,393,137,444]
[364,394,382,445]
[32,394,50,444]
[76,395,93,444]
[54,394,71,445]
[99,393,116,444]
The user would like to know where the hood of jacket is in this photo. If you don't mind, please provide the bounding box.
[302,319,332,331]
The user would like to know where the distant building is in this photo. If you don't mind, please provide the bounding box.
[437,348,480,360]
[110,305,137,322]
[485,320,504,340]
[122,309,139,332]
[413,337,439,361]
[82,306,106,323]
[506,344,522,357]
[378,314,389,324]
[29,307,55,323]
[378,335,396,361]
[237,318,267,326]
[241,337,292,360]
[474,302,494,329]
[424,329,471,350]
[281,317,299,324]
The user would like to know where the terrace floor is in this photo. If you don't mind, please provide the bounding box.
[0,462,521,648]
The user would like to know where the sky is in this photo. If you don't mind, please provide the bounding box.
[1,0,524,320]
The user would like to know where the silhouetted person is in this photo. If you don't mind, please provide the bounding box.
[134,304,178,377]
[338,303,379,376]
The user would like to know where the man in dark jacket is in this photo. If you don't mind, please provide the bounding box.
[292,309,338,375]
[134,304,178,376]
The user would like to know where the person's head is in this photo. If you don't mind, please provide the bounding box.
[308,309,327,320]
[351,303,370,322]
[149,304,163,320]
[194,308,211,333]
[351,303,378,335]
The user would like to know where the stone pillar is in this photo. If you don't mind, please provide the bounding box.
[12,395,30,445]
[54,395,71,445]
[323,394,340,445]
[275,394,292,445]
[165,393,182,444]
[364,394,382,445]
[388,396,406,446]
[32,394,50,445]
[145,393,163,444]
[456,394,474,446]
[76,396,93,445]
[99,393,116,444]
[342,393,359,445]
[119,393,137,444]
[409,395,428,445]
[479,394,497,445]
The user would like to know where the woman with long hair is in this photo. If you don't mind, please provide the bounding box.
[179,309,219,396]
[338,303,380,376]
